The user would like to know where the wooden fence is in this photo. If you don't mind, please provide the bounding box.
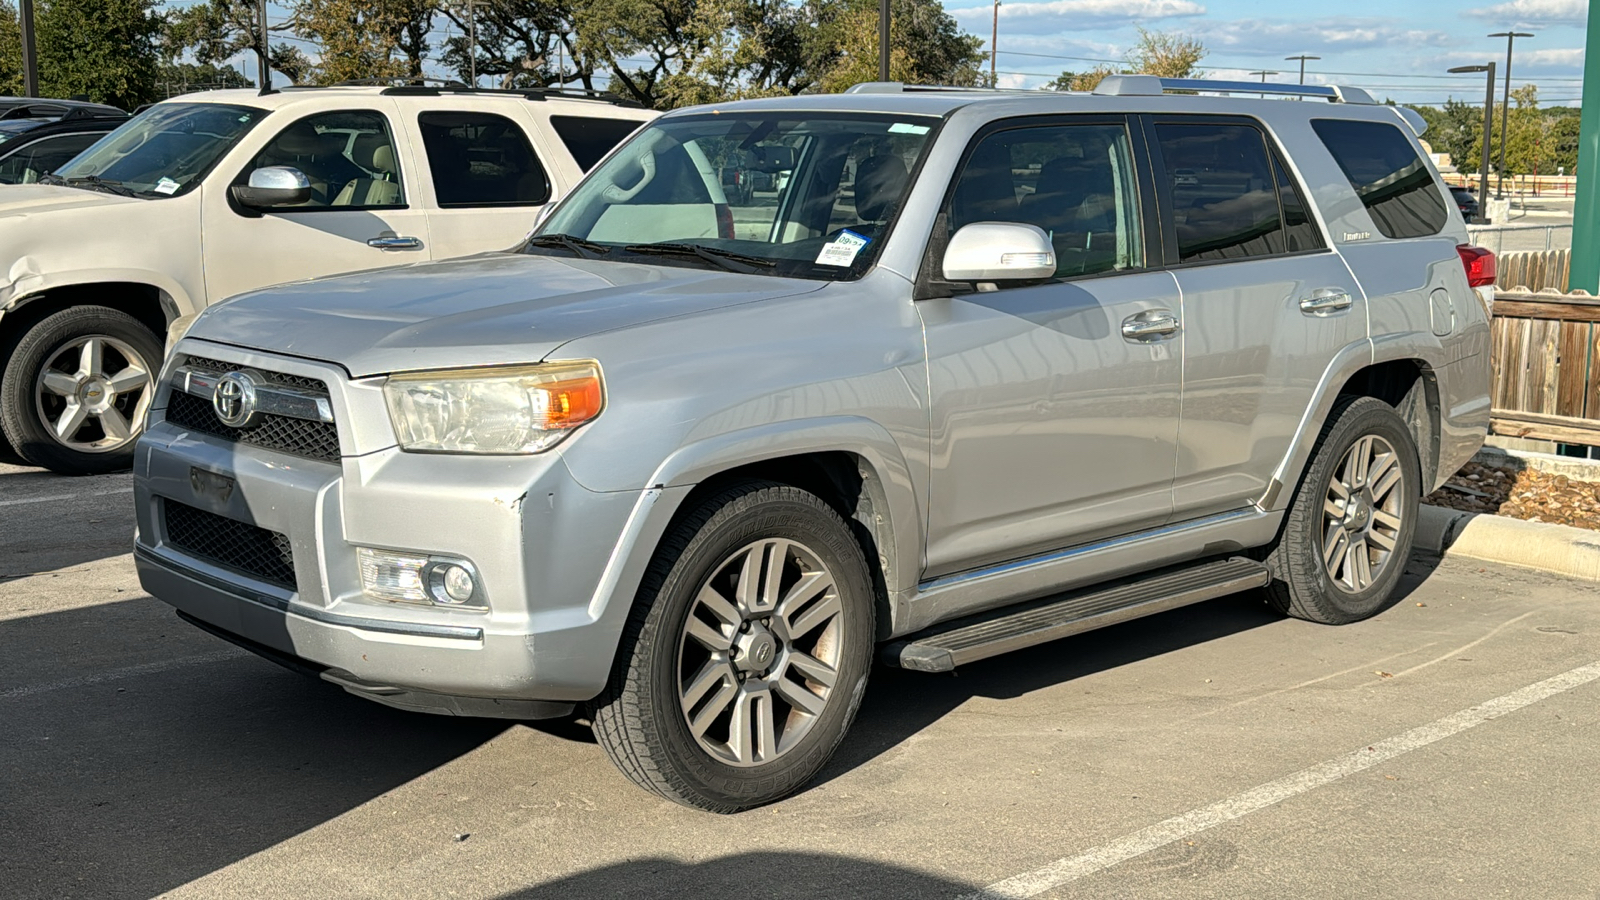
[1496,249,1570,293]
[1490,289,1600,446]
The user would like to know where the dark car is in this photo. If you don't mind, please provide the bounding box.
[1450,185,1481,222]
[0,103,128,186]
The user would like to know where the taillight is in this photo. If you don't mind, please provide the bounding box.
[1458,244,1496,288]
[715,203,735,240]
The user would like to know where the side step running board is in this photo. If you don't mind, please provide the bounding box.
[884,557,1270,672]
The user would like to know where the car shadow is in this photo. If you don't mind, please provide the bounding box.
[496,851,979,900]
[0,466,137,578]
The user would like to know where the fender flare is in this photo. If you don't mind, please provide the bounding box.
[1,267,198,327]
[1262,335,1450,511]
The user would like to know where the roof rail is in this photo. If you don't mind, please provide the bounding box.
[283,78,643,108]
[1093,74,1376,104]
[845,81,1031,95]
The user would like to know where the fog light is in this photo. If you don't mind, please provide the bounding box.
[438,564,475,604]
[358,547,483,608]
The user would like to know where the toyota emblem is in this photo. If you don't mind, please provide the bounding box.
[212,371,261,429]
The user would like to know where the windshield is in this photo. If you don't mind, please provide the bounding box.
[52,102,266,197]
[529,112,939,280]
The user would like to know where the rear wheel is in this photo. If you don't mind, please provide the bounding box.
[591,481,875,812]
[1265,396,1421,624]
[0,306,161,475]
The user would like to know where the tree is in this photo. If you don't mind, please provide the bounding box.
[287,0,434,84]
[1045,28,1203,92]
[0,1,22,96]
[166,0,310,85]
[1413,99,1481,173]
[807,0,984,96]
[35,0,163,108]
[157,60,253,97]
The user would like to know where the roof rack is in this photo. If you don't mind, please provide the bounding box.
[282,78,643,108]
[846,82,1032,95]
[1092,74,1376,104]
[0,103,126,122]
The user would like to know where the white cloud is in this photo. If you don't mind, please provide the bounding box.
[954,0,1206,30]
[1200,18,1453,53]
[1467,0,1587,28]
[996,72,1031,88]
[1440,46,1585,73]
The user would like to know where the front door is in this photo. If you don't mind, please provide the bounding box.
[920,118,1182,579]
[202,104,432,304]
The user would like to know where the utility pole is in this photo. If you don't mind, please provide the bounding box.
[467,0,478,86]
[256,0,270,92]
[990,0,999,85]
[1569,11,1600,292]
[18,0,37,97]
[1488,31,1533,199]
[1249,70,1277,83]
[878,0,890,81]
[1449,63,1497,221]
[1284,54,1319,85]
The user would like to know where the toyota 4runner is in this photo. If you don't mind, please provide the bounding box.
[134,76,1494,812]
[0,83,653,474]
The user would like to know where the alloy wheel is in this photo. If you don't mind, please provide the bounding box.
[1321,434,1405,593]
[32,335,153,454]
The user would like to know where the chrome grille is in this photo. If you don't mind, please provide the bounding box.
[163,500,297,590]
[162,356,341,463]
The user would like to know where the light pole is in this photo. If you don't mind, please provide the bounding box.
[18,0,37,97]
[879,0,890,82]
[1285,54,1319,85]
[1450,63,1497,221]
[1488,30,1534,199]
[990,0,999,86]
[256,0,270,92]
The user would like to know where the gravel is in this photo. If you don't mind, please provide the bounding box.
[1425,460,1600,531]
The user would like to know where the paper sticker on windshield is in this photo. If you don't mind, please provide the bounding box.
[816,229,871,267]
[153,177,179,195]
[888,122,930,135]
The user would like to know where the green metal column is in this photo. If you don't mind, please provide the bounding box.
[1570,0,1600,292]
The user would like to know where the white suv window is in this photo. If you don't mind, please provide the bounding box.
[244,110,405,210]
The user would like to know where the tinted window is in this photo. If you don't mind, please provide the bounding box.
[949,123,1144,278]
[1312,119,1448,239]
[248,110,404,209]
[550,115,641,171]
[1272,152,1325,253]
[1156,122,1289,262]
[0,132,101,184]
[419,111,548,207]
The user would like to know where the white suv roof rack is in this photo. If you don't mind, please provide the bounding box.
[1092,74,1377,105]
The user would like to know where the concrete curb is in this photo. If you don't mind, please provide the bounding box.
[1416,504,1600,581]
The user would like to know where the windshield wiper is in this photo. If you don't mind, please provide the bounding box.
[622,242,776,274]
[40,173,139,198]
[524,233,611,259]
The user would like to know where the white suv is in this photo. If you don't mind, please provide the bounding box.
[0,84,654,474]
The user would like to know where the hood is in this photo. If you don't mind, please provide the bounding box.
[0,184,139,218]
[188,252,827,377]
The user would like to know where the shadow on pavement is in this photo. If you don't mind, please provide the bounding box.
[0,467,137,578]
[0,640,509,900]
[499,852,978,900]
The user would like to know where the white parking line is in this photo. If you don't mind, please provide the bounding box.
[964,659,1600,899]
[0,486,133,507]
[1,650,244,701]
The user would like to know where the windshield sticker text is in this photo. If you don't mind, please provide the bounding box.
[816,230,871,266]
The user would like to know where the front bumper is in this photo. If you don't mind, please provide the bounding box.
[134,341,663,706]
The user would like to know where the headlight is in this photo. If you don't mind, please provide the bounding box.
[382,361,604,454]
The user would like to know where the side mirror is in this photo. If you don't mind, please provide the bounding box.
[231,166,312,209]
[942,222,1056,282]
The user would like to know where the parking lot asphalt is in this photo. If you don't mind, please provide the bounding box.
[4,461,1600,900]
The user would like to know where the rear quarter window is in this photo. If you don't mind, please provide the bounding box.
[550,116,643,171]
[1311,118,1448,239]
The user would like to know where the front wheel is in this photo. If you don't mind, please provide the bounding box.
[591,481,875,812]
[0,306,162,475]
[1265,396,1422,625]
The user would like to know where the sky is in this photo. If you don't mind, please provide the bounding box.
[944,0,1591,106]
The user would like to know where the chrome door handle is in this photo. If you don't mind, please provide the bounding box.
[367,235,423,250]
[1121,311,1180,341]
[1300,289,1352,315]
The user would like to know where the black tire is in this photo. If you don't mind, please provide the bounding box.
[0,306,162,475]
[591,481,876,812]
[1265,396,1422,625]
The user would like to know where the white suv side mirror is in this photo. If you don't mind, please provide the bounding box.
[232,166,313,209]
[942,222,1056,282]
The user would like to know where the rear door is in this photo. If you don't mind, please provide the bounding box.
[1149,116,1368,519]
[404,103,560,259]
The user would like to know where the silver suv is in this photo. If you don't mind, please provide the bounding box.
[133,76,1494,812]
